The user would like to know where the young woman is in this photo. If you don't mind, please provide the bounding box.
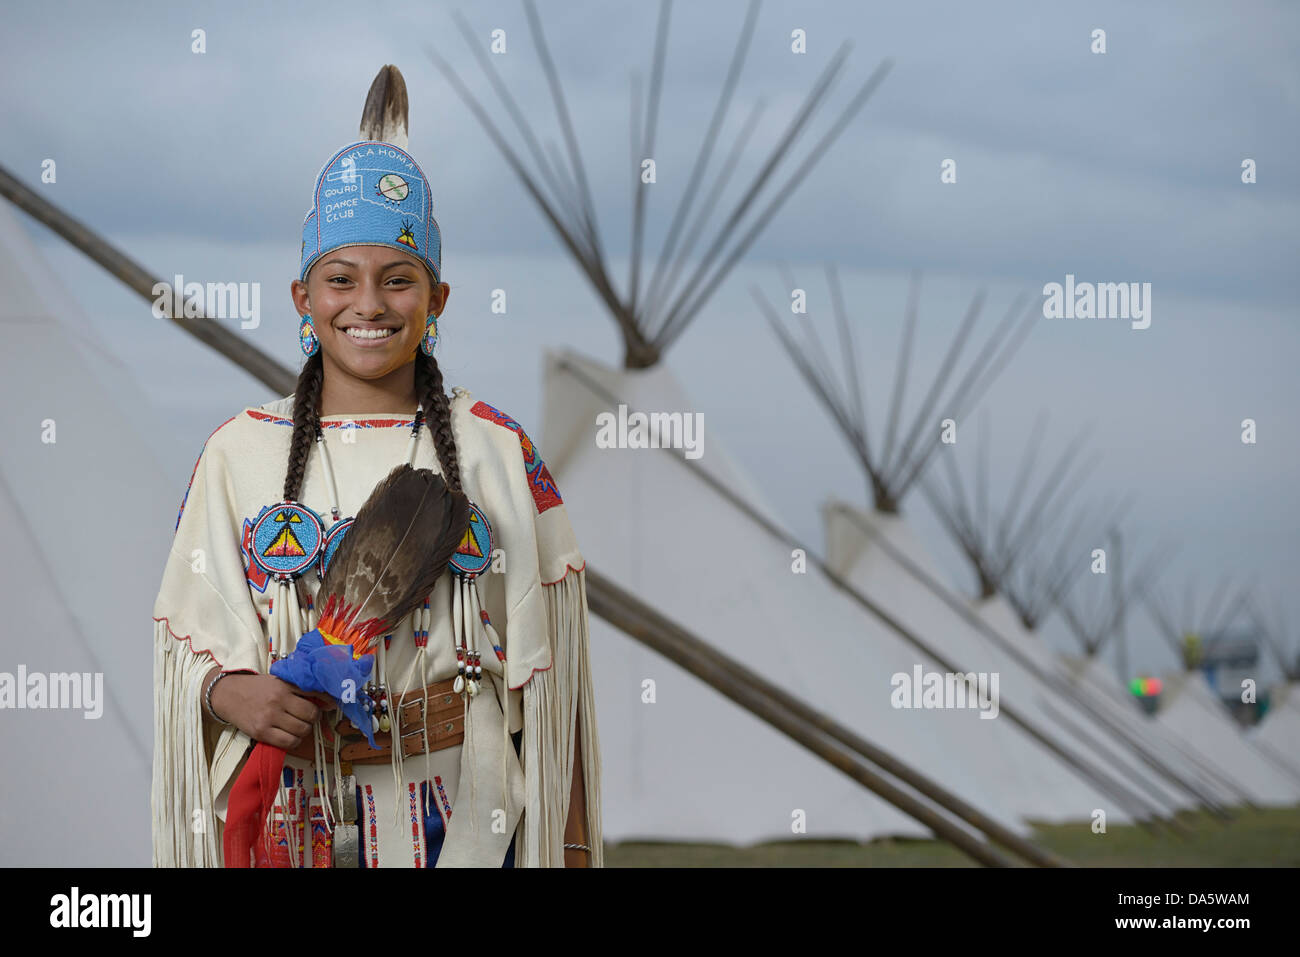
[151,140,602,867]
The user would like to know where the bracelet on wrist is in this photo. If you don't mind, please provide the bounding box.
[204,671,233,726]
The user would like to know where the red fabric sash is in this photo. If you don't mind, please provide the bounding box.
[223,742,287,868]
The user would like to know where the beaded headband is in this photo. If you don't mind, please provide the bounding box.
[300,140,442,285]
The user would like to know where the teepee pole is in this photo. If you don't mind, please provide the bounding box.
[1112,529,1129,687]
[1,71,1048,865]
[586,567,1066,867]
[0,165,1017,861]
[849,506,1234,821]
[3,60,1086,863]
[557,354,1181,831]
[0,163,293,394]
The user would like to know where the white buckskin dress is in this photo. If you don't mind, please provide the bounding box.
[150,387,602,867]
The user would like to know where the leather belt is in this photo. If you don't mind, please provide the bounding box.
[285,675,465,765]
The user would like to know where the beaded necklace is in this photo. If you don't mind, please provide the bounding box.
[244,406,500,737]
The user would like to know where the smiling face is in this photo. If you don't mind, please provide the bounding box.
[290,244,449,383]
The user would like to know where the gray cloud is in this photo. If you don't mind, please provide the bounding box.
[5,0,1299,680]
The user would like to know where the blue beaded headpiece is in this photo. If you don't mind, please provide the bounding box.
[300,141,441,284]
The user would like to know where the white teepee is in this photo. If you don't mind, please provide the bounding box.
[1016,506,1298,810]
[759,266,1203,826]
[1153,669,1299,806]
[543,348,1037,843]
[1249,683,1300,782]
[824,501,1177,824]
[1245,600,1300,782]
[438,5,1044,847]
[1058,652,1254,810]
[0,199,159,864]
[1137,582,1300,806]
[913,416,1232,815]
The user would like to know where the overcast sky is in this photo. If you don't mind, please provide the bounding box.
[3,0,1298,681]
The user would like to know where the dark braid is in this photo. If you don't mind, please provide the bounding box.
[283,350,324,502]
[281,345,462,505]
[414,350,464,494]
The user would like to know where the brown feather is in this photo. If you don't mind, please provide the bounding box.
[358,64,409,149]
[318,464,469,651]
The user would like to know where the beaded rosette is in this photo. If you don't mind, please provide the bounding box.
[244,411,506,752]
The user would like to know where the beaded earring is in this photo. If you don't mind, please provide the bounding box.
[418,314,438,356]
[299,315,320,357]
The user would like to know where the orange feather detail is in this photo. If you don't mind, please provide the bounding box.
[315,592,389,660]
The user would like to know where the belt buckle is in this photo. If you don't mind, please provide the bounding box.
[399,694,429,755]
[399,695,427,733]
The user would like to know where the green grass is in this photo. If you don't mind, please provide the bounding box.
[602,805,1300,867]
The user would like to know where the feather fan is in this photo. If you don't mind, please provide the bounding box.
[315,463,469,661]
[224,464,469,868]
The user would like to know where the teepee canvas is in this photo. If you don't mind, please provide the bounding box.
[0,198,158,865]
[1246,599,1300,782]
[1025,575,1299,810]
[1250,683,1300,782]
[978,499,1265,812]
[1141,585,1300,806]
[435,2,1158,846]
[824,500,1181,824]
[434,5,1051,846]
[761,267,1198,826]
[543,348,1039,842]
[1155,670,1299,806]
[912,415,1229,815]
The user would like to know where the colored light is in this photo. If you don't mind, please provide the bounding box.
[1129,676,1164,697]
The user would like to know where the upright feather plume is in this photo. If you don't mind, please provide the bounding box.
[315,463,470,658]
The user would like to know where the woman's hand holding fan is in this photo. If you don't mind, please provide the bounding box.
[223,464,469,867]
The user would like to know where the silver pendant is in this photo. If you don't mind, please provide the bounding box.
[332,773,359,868]
[333,824,360,869]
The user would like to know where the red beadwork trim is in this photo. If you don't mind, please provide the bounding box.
[365,784,379,868]
[507,660,552,692]
[468,401,564,514]
[155,615,231,672]
[540,559,587,587]
[408,782,424,868]
[296,770,306,868]
[245,408,417,429]
[310,791,332,869]
[434,775,453,822]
